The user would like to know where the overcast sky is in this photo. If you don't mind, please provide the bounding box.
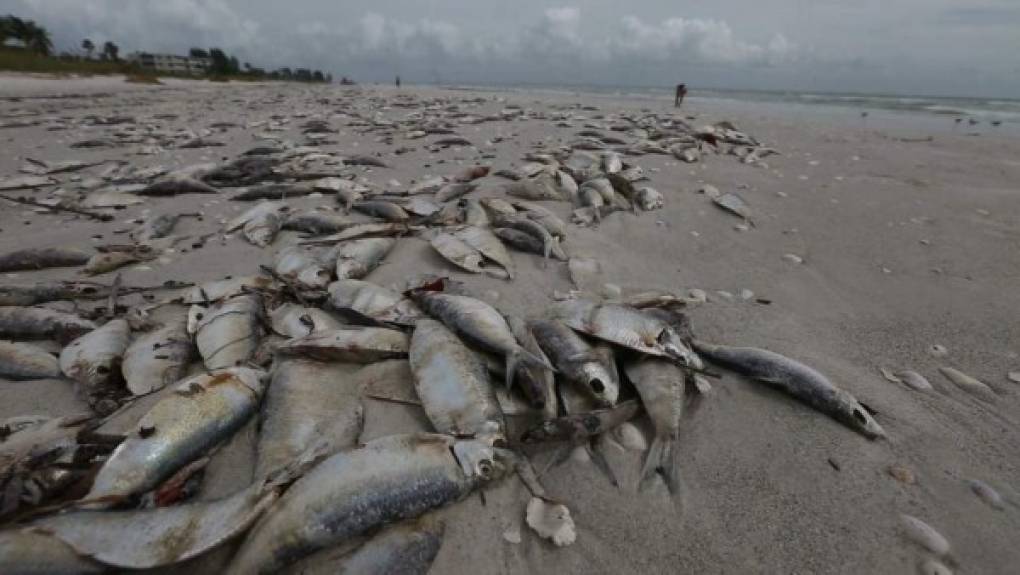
[5,0,1019,97]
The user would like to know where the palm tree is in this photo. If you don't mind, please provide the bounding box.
[22,21,52,56]
[102,41,118,61]
[82,38,94,59]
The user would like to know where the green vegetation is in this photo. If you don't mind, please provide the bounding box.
[1,14,333,84]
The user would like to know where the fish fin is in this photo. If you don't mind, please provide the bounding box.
[639,436,682,496]
[505,351,521,391]
[587,441,620,488]
[520,346,557,373]
[858,399,879,416]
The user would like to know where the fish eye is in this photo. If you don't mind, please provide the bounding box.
[591,378,605,393]
[478,460,493,478]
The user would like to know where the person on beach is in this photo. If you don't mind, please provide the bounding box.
[675,84,687,107]
[396,75,401,88]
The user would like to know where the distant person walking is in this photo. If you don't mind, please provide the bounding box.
[675,84,688,108]
[396,75,401,88]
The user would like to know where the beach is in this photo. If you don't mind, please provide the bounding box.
[1,73,1018,574]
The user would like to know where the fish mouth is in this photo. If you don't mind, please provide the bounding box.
[851,407,886,440]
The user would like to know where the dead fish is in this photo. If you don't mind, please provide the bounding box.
[602,151,624,174]
[505,178,561,201]
[225,201,288,233]
[327,279,422,326]
[939,367,996,400]
[283,211,353,235]
[80,190,145,208]
[551,299,701,368]
[33,481,278,570]
[521,400,639,443]
[530,319,620,406]
[273,246,333,289]
[407,176,447,196]
[493,214,567,262]
[277,327,409,363]
[635,187,664,211]
[331,237,396,280]
[480,197,518,218]
[136,177,219,197]
[257,359,364,479]
[410,319,504,440]
[180,275,274,305]
[712,192,752,223]
[0,340,60,380]
[435,182,477,203]
[231,183,316,202]
[83,250,147,276]
[269,304,344,338]
[226,434,508,575]
[900,514,951,557]
[556,171,579,203]
[453,226,515,279]
[454,166,490,183]
[344,155,389,168]
[195,294,264,370]
[83,367,266,506]
[510,201,568,238]
[895,370,933,392]
[968,479,1005,510]
[462,198,490,227]
[121,316,194,396]
[0,281,114,306]
[411,291,554,389]
[314,178,367,212]
[0,531,105,574]
[59,319,131,409]
[624,359,686,493]
[0,175,57,190]
[693,341,885,439]
[353,200,409,222]
[430,232,509,279]
[508,317,557,420]
[294,516,444,575]
[0,306,96,344]
[0,247,91,272]
[433,136,473,147]
[495,228,546,258]
[403,196,442,218]
[244,211,284,247]
[300,222,408,245]
[132,213,195,242]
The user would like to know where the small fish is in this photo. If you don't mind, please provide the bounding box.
[693,341,885,439]
[510,201,568,238]
[328,279,423,326]
[0,281,114,306]
[493,214,567,262]
[508,317,558,419]
[59,319,131,410]
[83,250,147,276]
[625,359,686,493]
[231,183,316,201]
[939,367,996,401]
[495,227,546,257]
[121,316,195,396]
[0,531,104,574]
[530,319,620,406]
[0,247,91,272]
[297,516,444,574]
[521,399,639,443]
[634,187,664,210]
[226,434,509,575]
[453,165,490,183]
[272,245,333,289]
[453,226,515,279]
[195,294,264,370]
[300,222,408,245]
[344,154,389,167]
[0,306,96,344]
[83,367,266,506]
[968,479,1005,510]
[505,177,562,201]
[282,211,353,235]
[712,192,752,222]
[277,326,410,363]
[435,182,477,203]
[895,370,933,391]
[411,291,554,389]
[900,514,951,557]
[331,237,396,280]
[429,232,509,279]
[136,177,219,196]
[225,201,287,233]
[180,275,274,305]
[0,340,60,380]
[433,136,473,147]
[132,213,195,242]
[353,200,409,222]
[243,210,283,247]
[314,178,367,212]
[268,303,344,338]
[410,319,504,440]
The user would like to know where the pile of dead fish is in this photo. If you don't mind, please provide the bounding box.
[0,89,899,574]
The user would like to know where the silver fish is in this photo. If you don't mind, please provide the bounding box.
[331,237,396,280]
[624,359,685,493]
[0,247,91,273]
[225,201,287,233]
[300,222,408,245]
[180,275,274,305]
[521,400,639,444]
[493,214,567,262]
[283,211,353,235]
[327,280,422,326]
[58,319,131,409]
[273,245,333,289]
[195,294,263,370]
[494,227,546,257]
[530,319,620,406]
[429,232,508,279]
[0,531,104,574]
[634,187,663,211]
[353,200,409,222]
[508,317,558,420]
[435,182,477,203]
[939,367,997,401]
[0,281,114,307]
[243,210,283,247]
[132,213,193,242]
[84,367,266,505]
[712,192,752,222]
[551,299,702,368]
[136,177,219,197]
[410,319,504,440]
[121,316,195,396]
[34,481,278,570]
[290,516,444,575]
[0,340,60,380]
[693,341,885,440]
[226,434,508,575]
[277,326,410,363]
[510,201,568,238]
[269,303,344,338]
[452,226,515,279]
[257,359,364,479]
[0,306,96,344]
[412,291,554,389]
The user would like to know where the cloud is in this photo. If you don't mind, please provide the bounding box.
[614,16,794,65]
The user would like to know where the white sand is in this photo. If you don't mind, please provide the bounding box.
[1,73,1018,574]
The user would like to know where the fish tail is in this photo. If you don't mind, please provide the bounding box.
[588,441,620,488]
[639,435,682,496]
[519,346,556,373]
[505,351,521,391]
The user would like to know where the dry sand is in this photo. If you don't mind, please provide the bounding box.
[1,73,1019,574]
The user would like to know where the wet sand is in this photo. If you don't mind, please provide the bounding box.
[1,73,1019,574]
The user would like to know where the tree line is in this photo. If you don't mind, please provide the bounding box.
[2,14,332,83]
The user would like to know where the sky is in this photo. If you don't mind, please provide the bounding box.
[4,0,1019,98]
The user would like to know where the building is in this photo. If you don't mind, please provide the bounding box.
[128,53,209,75]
